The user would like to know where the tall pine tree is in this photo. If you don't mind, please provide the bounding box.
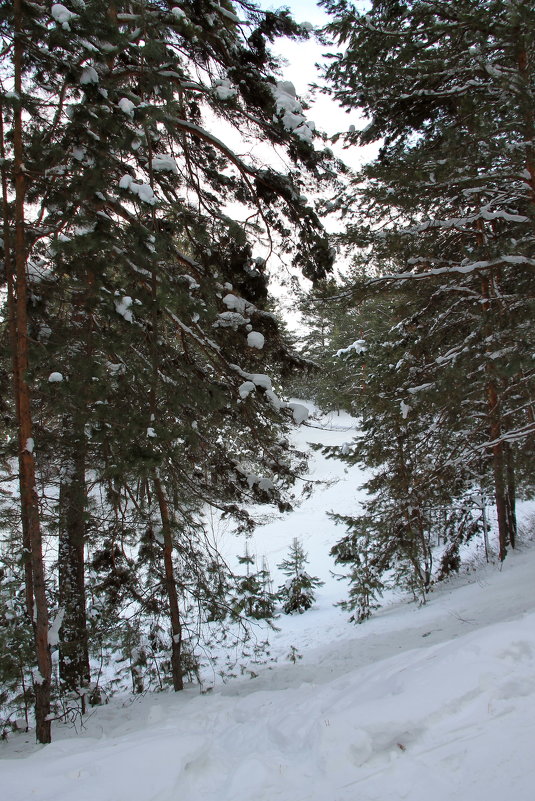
[0,0,336,740]
[321,0,535,612]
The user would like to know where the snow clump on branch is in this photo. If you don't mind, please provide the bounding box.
[213,78,238,101]
[51,4,77,30]
[247,331,265,350]
[271,82,315,143]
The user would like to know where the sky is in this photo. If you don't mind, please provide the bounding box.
[234,1,375,318]
[254,0,375,156]
[257,0,330,27]
[255,0,357,138]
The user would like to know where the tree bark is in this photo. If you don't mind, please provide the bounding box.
[487,381,509,561]
[0,105,33,621]
[504,443,517,550]
[56,260,95,709]
[154,475,184,691]
[480,274,513,562]
[58,444,91,709]
[13,0,52,743]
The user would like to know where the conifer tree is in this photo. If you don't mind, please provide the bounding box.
[232,544,276,620]
[287,274,365,412]
[321,0,535,596]
[0,0,336,738]
[277,537,323,614]
[328,289,484,617]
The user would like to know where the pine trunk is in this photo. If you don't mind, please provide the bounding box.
[0,108,33,621]
[480,273,513,562]
[154,476,184,691]
[13,0,52,744]
[58,443,91,708]
[487,381,509,562]
[504,443,517,550]
[56,262,94,707]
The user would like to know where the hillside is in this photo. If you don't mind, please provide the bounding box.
[2,410,535,801]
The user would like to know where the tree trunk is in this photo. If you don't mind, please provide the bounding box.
[13,0,52,744]
[56,261,94,709]
[58,444,91,709]
[154,475,184,691]
[487,381,509,561]
[504,443,517,550]
[480,272,514,563]
[395,430,429,598]
[0,106,33,621]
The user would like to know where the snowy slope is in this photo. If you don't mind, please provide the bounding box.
[2,410,535,801]
[218,408,371,659]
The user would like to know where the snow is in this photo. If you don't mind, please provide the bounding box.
[222,293,253,316]
[134,183,156,204]
[114,296,134,322]
[48,608,65,648]
[271,81,315,143]
[215,311,249,330]
[215,4,241,23]
[24,438,34,453]
[213,78,237,101]
[238,380,256,399]
[151,154,178,174]
[245,473,275,492]
[118,175,156,205]
[235,370,272,391]
[2,410,535,801]
[118,174,133,190]
[284,401,309,425]
[48,372,64,383]
[51,4,77,30]
[336,339,367,357]
[79,66,99,85]
[407,382,434,394]
[400,399,411,419]
[118,97,136,117]
[246,331,265,349]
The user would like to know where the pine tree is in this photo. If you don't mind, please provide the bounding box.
[0,0,336,738]
[1,0,54,742]
[232,544,276,620]
[277,538,323,614]
[328,288,484,617]
[321,0,535,592]
[286,274,366,413]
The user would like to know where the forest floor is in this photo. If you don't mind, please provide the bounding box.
[2,409,535,801]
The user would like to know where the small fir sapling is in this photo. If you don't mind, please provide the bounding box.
[233,545,277,620]
[277,538,324,614]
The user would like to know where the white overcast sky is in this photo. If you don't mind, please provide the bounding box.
[245,1,373,318]
[255,0,374,154]
[257,0,350,136]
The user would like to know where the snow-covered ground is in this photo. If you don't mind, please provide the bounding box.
[2,409,535,801]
